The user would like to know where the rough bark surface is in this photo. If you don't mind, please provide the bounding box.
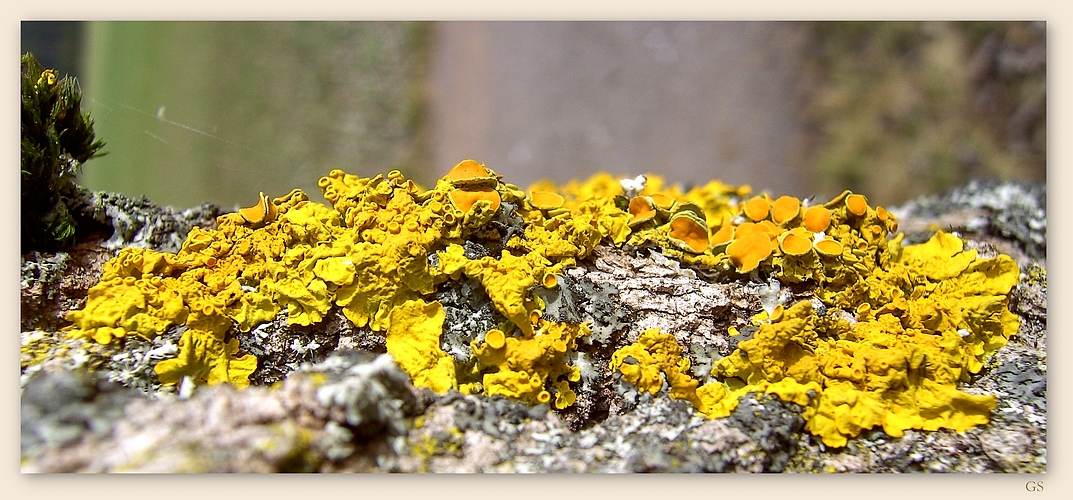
[20,181,1046,473]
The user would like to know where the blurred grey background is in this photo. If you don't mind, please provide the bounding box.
[22,21,1045,209]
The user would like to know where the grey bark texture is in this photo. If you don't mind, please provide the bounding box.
[20,180,1046,473]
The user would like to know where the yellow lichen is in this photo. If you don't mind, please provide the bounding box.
[435,244,541,336]
[814,238,843,257]
[237,191,278,228]
[649,193,677,212]
[448,187,501,214]
[385,299,456,394]
[471,319,589,409]
[743,195,771,222]
[443,158,501,188]
[778,228,813,256]
[61,160,1024,449]
[68,168,461,389]
[667,212,710,254]
[726,232,773,273]
[155,329,257,389]
[529,190,565,211]
[771,195,800,225]
[609,329,701,406]
[710,224,735,247]
[802,205,831,233]
[628,196,658,227]
[687,231,1020,447]
[845,193,869,217]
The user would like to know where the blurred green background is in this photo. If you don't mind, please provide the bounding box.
[22,21,1044,210]
[24,21,432,209]
[803,21,1045,205]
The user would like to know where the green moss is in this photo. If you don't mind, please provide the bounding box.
[20,52,105,251]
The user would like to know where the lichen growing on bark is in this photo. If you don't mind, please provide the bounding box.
[47,159,1027,451]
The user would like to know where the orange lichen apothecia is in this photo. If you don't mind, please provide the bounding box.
[61,159,1021,448]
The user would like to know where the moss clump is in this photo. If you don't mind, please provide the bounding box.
[21,52,105,251]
